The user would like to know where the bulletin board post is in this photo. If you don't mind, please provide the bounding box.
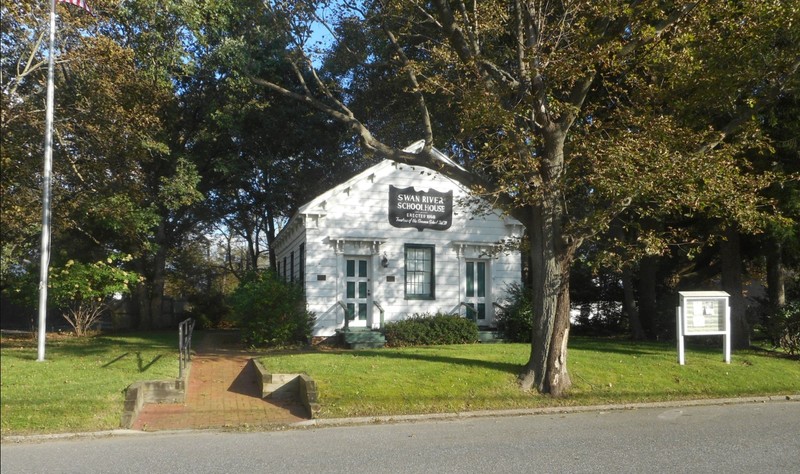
[677,291,731,365]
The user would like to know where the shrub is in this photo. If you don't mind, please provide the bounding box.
[3,255,140,336]
[383,312,479,347]
[185,290,231,329]
[229,271,314,347]
[495,283,533,342]
[764,301,800,355]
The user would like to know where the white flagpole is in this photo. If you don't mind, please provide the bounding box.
[37,0,58,361]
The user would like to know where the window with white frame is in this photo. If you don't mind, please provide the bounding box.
[405,244,434,299]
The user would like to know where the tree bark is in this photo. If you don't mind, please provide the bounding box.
[134,263,150,330]
[637,255,659,339]
[721,226,749,349]
[621,266,646,340]
[519,201,573,395]
[133,218,168,330]
[266,207,277,271]
[546,257,573,397]
[518,129,572,396]
[766,238,785,309]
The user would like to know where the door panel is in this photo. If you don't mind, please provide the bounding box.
[465,260,489,322]
[344,257,370,325]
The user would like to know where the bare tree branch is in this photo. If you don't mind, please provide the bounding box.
[379,22,435,147]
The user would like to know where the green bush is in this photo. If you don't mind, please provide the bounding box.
[185,289,232,329]
[495,283,533,342]
[383,312,479,347]
[764,301,800,355]
[229,271,314,347]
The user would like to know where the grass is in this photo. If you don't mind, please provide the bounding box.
[261,337,800,419]
[1,332,797,436]
[1,331,179,436]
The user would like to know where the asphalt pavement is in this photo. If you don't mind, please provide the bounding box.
[2,400,799,473]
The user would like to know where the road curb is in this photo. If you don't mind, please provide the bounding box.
[290,394,800,429]
[3,394,797,443]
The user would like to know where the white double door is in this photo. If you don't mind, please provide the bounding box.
[343,256,371,327]
[464,259,490,323]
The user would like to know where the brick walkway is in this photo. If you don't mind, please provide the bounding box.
[132,331,307,431]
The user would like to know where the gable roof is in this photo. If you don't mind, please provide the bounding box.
[295,140,465,215]
[273,141,521,249]
[275,142,465,245]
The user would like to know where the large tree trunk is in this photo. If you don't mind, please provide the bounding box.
[621,266,646,340]
[637,255,659,339]
[266,207,277,271]
[546,257,573,396]
[518,201,573,395]
[766,237,785,309]
[134,264,151,330]
[721,226,749,349]
[149,244,167,328]
[518,130,572,396]
[133,219,168,330]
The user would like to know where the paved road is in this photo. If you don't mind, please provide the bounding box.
[2,401,798,473]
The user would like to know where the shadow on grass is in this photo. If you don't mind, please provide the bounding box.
[348,349,525,375]
[101,352,130,367]
[1,331,178,363]
[568,337,678,356]
[136,352,163,372]
[746,345,800,361]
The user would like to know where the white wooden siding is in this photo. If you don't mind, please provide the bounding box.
[274,159,524,336]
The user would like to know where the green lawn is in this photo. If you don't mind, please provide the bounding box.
[261,337,800,418]
[2,332,797,436]
[1,331,179,436]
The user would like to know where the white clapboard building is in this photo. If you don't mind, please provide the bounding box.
[273,141,523,339]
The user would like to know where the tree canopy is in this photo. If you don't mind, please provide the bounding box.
[1,0,363,329]
[253,0,799,394]
[1,1,797,393]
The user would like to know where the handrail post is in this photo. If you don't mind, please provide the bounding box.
[178,318,194,379]
[337,301,350,330]
[187,319,194,361]
[460,301,477,321]
[178,323,185,379]
[373,301,385,329]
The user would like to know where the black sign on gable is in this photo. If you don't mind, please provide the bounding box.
[389,185,453,231]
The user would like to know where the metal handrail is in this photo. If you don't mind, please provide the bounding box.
[178,318,195,379]
[337,301,350,330]
[372,300,385,329]
[459,301,477,321]
[492,302,509,311]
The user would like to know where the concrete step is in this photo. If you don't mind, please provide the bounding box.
[263,374,301,400]
[338,328,386,348]
[345,332,386,342]
[477,331,505,343]
[350,342,387,350]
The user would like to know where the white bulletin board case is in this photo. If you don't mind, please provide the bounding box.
[677,291,731,365]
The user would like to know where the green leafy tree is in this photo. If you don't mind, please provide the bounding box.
[5,254,141,336]
[178,0,368,274]
[230,270,313,347]
[47,255,141,336]
[252,1,799,395]
[2,1,207,329]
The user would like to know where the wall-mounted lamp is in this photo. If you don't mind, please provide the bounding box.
[381,252,389,268]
